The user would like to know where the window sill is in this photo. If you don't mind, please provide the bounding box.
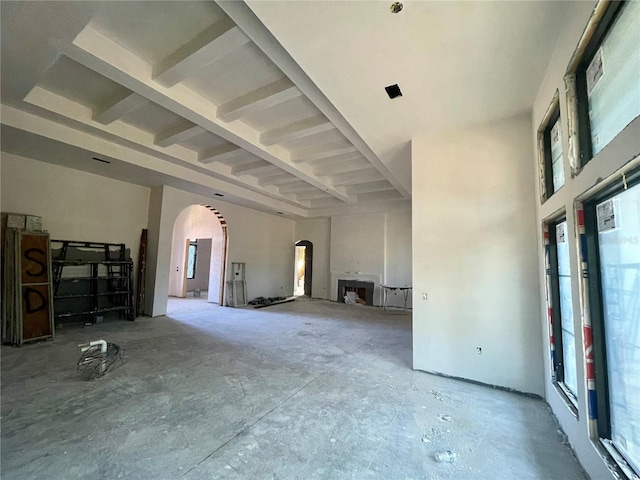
[596,439,640,480]
[552,382,579,419]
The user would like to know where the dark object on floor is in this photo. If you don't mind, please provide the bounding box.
[77,340,124,380]
[249,296,296,308]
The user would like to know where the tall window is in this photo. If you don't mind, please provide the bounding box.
[187,241,197,280]
[539,96,565,201]
[576,0,640,162]
[548,218,578,402]
[585,167,640,476]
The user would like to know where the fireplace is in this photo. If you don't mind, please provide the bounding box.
[338,279,374,305]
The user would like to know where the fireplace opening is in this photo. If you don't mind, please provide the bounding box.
[338,279,374,306]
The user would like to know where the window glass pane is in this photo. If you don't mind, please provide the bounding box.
[187,244,197,280]
[557,221,577,396]
[587,1,640,155]
[597,183,640,471]
[550,119,565,191]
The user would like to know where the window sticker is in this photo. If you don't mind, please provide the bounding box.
[551,120,561,147]
[586,47,604,95]
[597,198,617,232]
[556,222,566,243]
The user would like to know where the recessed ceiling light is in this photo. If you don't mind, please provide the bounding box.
[385,84,402,99]
[92,157,111,164]
[390,2,403,13]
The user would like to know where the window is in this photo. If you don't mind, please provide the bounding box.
[187,241,197,280]
[541,103,566,200]
[575,0,640,163]
[584,166,640,476]
[547,217,578,404]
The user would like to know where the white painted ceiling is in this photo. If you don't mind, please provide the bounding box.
[1,1,570,218]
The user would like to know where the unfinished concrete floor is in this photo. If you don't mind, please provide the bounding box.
[2,298,585,480]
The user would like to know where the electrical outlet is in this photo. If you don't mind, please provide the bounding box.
[422,292,428,300]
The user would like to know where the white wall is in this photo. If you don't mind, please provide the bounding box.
[0,153,149,279]
[169,204,222,302]
[321,211,412,306]
[385,211,412,308]
[532,1,640,479]
[295,218,331,299]
[330,213,385,304]
[146,185,295,316]
[412,114,543,396]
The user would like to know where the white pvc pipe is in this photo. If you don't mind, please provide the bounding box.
[78,340,108,376]
[79,339,107,354]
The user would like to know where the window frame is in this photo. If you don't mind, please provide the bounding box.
[583,164,640,477]
[187,241,198,280]
[546,215,579,411]
[574,0,628,167]
[538,92,563,203]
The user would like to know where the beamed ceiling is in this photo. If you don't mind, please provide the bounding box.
[1,1,569,218]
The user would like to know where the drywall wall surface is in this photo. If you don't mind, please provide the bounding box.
[295,218,331,299]
[412,114,543,396]
[531,1,639,478]
[186,238,212,292]
[330,213,385,304]
[169,206,222,299]
[147,186,294,316]
[384,211,412,309]
[330,213,385,274]
[146,186,164,316]
[1,152,149,284]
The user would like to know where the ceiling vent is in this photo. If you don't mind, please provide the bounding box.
[385,84,402,99]
[92,157,111,164]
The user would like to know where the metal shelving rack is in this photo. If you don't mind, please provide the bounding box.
[51,240,135,322]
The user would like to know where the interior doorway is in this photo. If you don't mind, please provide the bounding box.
[168,204,228,314]
[294,240,313,297]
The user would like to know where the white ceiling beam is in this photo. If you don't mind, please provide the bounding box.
[154,124,204,148]
[331,168,383,186]
[291,143,357,164]
[217,78,301,122]
[313,157,370,176]
[217,1,411,199]
[279,182,318,194]
[260,115,333,147]
[153,18,250,88]
[295,190,330,200]
[92,92,146,125]
[198,144,246,164]
[1,104,310,217]
[65,25,354,204]
[308,151,363,167]
[258,173,300,186]
[231,160,279,176]
[345,180,395,194]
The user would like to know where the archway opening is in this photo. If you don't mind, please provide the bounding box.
[167,204,228,314]
[294,240,313,297]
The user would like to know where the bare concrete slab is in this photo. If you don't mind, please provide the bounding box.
[1,298,586,480]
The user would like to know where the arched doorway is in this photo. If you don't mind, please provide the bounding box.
[168,204,228,311]
[294,240,313,297]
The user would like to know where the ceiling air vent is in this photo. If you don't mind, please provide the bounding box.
[92,157,111,164]
[385,84,402,99]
